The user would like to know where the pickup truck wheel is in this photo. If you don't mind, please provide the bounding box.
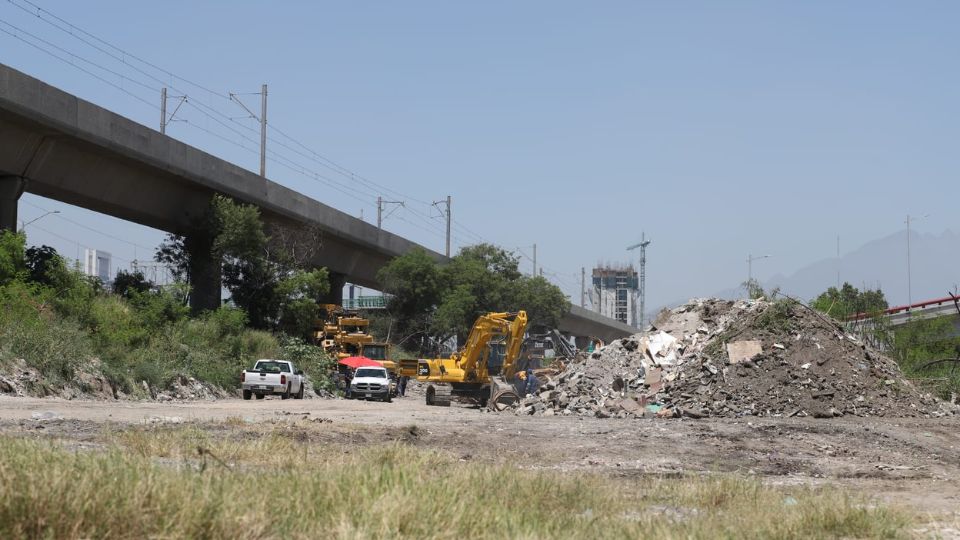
[281,385,290,400]
[242,389,252,400]
[255,393,264,400]
[383,394,392,403]
[295,384,304,400]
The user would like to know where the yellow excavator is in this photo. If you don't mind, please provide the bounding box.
[417,311,529,408]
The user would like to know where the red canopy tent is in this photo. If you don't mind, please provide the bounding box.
[338,356,381,369]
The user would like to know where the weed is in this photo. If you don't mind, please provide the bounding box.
[0,430,913,539]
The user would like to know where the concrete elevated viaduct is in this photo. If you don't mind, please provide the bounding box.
[0,63,635,342]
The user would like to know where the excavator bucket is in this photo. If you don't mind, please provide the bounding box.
[487,375,521,412]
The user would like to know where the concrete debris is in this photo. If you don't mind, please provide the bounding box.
[154,376,230,402]
[508,298,956,419]
[726,340,763,364]
[30,411,63,422]
[0,359,116,400]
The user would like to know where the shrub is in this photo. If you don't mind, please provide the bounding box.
[279,336,336,392]
[0,281,92,384]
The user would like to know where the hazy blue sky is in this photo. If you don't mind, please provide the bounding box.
[3,1,958,309]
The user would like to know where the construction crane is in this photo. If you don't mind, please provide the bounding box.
[626,233,651,329]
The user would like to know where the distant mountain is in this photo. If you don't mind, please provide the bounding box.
[647,229,960,318]
[763,229,960,307]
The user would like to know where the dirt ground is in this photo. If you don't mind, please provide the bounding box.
[2,391,958,522]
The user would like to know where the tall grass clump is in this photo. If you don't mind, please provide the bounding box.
[0,433,912,540]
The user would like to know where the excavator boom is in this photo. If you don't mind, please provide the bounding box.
[417,311,527,406]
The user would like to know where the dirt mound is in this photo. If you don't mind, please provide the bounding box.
[514,298,953,419]
[0,359,117,400]
[0,359,233,401]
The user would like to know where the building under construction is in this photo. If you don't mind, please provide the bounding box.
[590,265,639,327]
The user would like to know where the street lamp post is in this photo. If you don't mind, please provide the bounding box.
[19,210,60,231]
[747,253,770,284]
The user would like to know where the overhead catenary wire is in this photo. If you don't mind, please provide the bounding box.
[11,0,453,222]
[3,2,581,292]
[2,2,450,237]
[27,222,133,266]
[0,22,159,111]
[8,0,229,101]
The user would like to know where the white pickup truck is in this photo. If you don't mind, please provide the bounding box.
[348,366,392,402]
[241,359,305,400]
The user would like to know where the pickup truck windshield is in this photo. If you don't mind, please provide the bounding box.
[254,361,290,373]
[355,368,385,378]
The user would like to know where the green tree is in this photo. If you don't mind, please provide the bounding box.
[25,245,61,286]
[155,234,189,284]
[508,275,570,329]
[377,243,569,347]
[275,268,330,337]
[112,269,153,299]
[377,247,443,341]
[436,244,521,342]
[811,282,888,320]
[0,230,26,285]
[154,195,331,338]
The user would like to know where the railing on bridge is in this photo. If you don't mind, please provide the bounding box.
[847,293,960,322]
[342,295,389,310]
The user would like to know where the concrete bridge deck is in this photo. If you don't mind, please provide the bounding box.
[0,63,635,342]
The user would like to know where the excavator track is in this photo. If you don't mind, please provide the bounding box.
[425,384,452,407]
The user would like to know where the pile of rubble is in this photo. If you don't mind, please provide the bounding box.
[153,375,230,401]
[513,298,952,419]
[0,359,116,400]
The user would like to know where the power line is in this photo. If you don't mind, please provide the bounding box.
[0,22,159,111]
[3,2,575,286]
[2,2,452,242]
[28,222,133,266]
[20,200,155,251]
[8,0,228,101]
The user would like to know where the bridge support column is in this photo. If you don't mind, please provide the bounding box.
[0,176,25,233]
[322,272,346,305]
[185,232,221,313]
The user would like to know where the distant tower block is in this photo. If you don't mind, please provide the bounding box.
[83,249,112,283]
[590,265,639,326]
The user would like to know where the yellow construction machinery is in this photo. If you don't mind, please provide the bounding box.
[312,304,375,360]
[416,311,529,408]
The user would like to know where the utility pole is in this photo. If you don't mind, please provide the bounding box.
[907,215,913,308]
[228,86,268,175]
[433,195,452,257]
[904,214,928,308]
[532,244,537,276]
[260,84,268,178]
[580,267,586,308]
[377,196,405,230]
[627,234,652,329]
[160,87,167,134]
[836,235,840,289]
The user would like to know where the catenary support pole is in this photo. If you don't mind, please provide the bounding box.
[260,84,268,177]
[160,87,167,134]
[445,195,451,257]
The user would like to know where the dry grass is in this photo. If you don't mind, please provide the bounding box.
[0,425,914,539]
